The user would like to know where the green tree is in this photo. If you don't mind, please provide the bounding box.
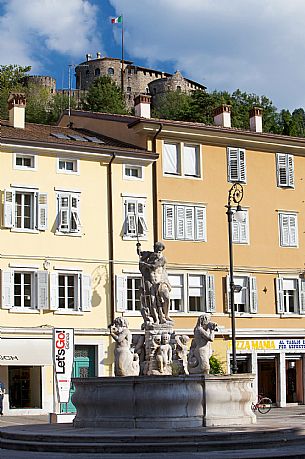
[48,93,77,124]
[24,83,51,124]
[209,355,225,375]
[152,90,192,121]
[83,75,128,114]
[0,64,31,119]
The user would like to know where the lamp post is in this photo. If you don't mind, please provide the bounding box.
[226,183,244,374]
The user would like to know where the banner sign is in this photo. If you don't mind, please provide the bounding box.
[227,338,305,352]
[53,328,74,403]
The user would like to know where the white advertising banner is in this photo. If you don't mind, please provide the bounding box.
[53,329,74,403]
[227,338,305,352]
[0,339,52,365]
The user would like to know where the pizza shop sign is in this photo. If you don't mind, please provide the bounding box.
[227,338,305,351]
[53,329,74,403]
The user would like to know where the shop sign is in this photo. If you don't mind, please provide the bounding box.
[53,328,74,403]
[0,339,52,365]
[227,338,305,351]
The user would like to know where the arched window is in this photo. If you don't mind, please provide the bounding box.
[177,86,181,92]
[127,87,131,93]
[95,68,100,76]
[108,67,114,76]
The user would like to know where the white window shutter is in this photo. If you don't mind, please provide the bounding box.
[232,218,240,243]
[249,276,258,313]
[1,270,13,309]
[81,274,92,311]
[49,273,59,310]
[288,155,294,187]
[225,275,231,312]
[195,207,206,241]
[276,153,287,186]
[206,274,216,312]
[3,189,15,228]
[37,193,48,230]
[163,143,179,174]
[298,279,305,315]
[228,148,238,181]
[280,214,289,246]
[71,195,81,233]
[185,206,194,240]
[275,278,284,314]
[176,206,185,239]
[289,215,298,246]
[239,149,246,182]
[58,194,69,232]
[116,275,127,312]
[36,271,49,309]
[163,205,175,239]
[137,202,147,235]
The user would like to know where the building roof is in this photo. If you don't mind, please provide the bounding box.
[1,119,157,161]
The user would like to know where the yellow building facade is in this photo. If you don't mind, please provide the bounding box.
[1,96,156,416]
[61,104,305,407]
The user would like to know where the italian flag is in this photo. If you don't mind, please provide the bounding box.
[111,16,122,24]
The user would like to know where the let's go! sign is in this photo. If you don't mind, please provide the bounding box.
[53,329,74,403]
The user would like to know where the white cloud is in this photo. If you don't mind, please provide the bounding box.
[0,0,102,72]
[109,0,305,110]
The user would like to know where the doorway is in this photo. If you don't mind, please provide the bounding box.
[286,359,303,404]
[8,366,42,409]
[257,358,277,402]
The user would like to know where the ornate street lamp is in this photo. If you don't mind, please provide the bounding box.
[226,183,244,374]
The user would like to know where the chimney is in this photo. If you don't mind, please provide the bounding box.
[86,53,92,61]
[8,93,26,129]
[214,104,231,128]
[134,94,151,118]
[96,52,101,59]
[249,107,263,133]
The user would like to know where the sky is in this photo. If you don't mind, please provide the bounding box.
[1,0,305,111]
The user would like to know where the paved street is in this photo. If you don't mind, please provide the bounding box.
[1,406,305,458]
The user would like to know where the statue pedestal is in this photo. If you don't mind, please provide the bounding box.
[144,323,173,375]
[72,373,256,429]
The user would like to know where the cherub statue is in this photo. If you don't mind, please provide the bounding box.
[155,333,172,374]
[109,317,139,376]
[175,335,190,375]
[188,314,218,375]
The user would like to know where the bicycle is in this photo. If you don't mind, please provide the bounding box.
[251,395,272,414]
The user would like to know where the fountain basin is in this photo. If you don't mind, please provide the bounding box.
[72,373,256,428]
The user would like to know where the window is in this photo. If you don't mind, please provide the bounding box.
[108,67,114,76]
[163,203,206,241]
[57,158,78,174]
[3,189,48,231]
[232,208,249,244]
[276,153,294,188]
[14,154,36,170]
[124,198,147,238]
[226,275,257,314]
[50,272,91,312]
[163,142,200,178]
[276,278,305,315]
[57,192,81,234]
[279,213,298,247]
[116,272,215,314]
[2,270,48,310]
[127,86,131,93]
[227,147,246,183]
[94,68,100,76]
[123,165,143,180]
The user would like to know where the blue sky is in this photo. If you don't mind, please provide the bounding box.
[1,0,305,111]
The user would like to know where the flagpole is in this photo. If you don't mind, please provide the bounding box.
[121,14,124,93]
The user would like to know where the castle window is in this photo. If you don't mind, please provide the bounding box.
[177,86,181,92]
[94,68,100,77]
[108,67,114,76]
[127,86,131,92]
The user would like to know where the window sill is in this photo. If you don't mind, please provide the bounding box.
[9,308,40,313]
[55,231,82,237]
[56,171,80,175]
[280,313,305,318]
[123,236,147,241]
[54,310,84,315]
[163,173,202,180]
[10,228,40,234]
[163,238,206,243]
[14,166,36,171]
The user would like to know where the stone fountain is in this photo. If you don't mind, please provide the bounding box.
[72,242,255,428]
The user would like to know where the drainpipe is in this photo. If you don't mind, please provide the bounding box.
[152,124,163,244]
[108,154,115,324]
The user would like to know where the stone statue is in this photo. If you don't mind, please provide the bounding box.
[109,317,139,376]
[155,333,172,374]
[137,241,172,325]
[188,314,218,375]
[175,335,190,375]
